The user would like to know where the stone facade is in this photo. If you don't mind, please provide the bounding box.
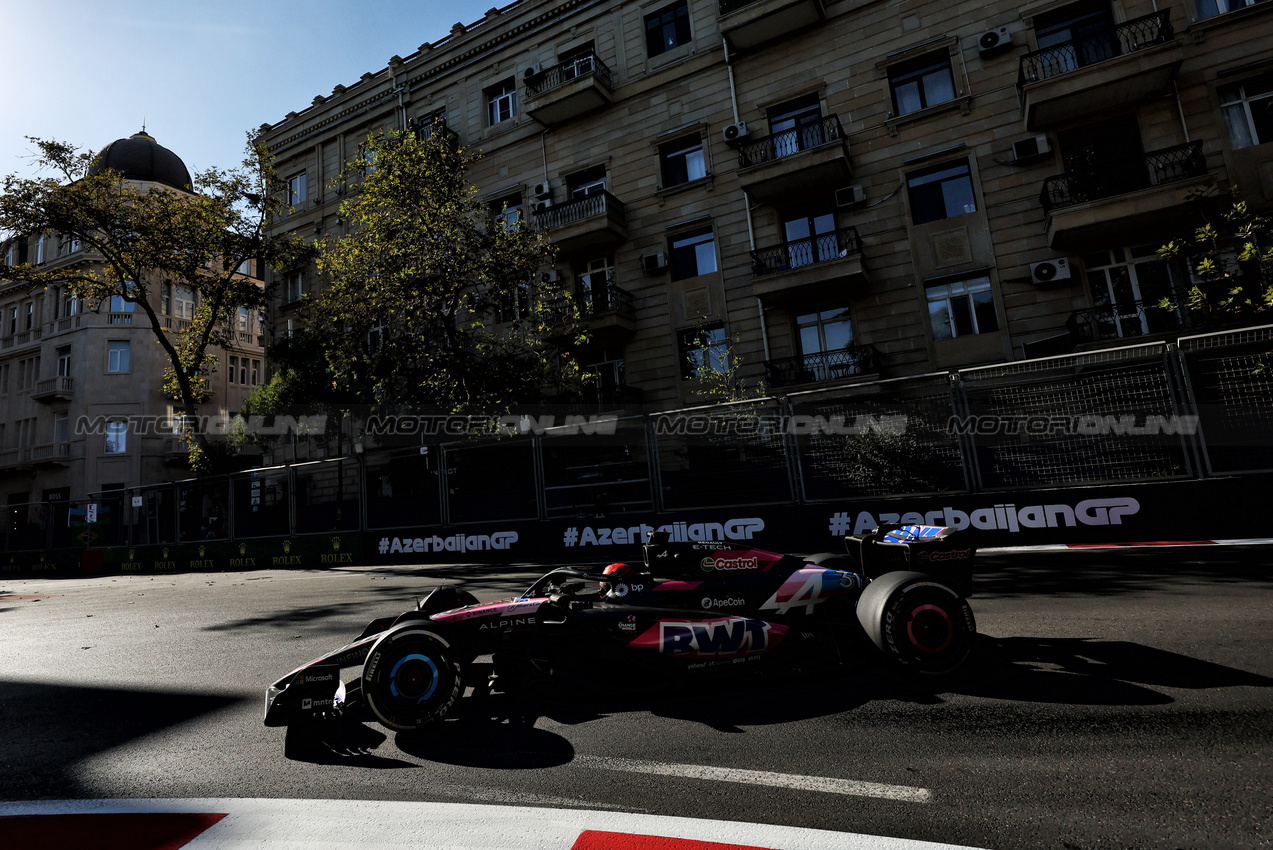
[0,178,266,511]
[260,0,1273,408]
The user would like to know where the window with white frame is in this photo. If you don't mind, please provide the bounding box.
[670,228,717,280]
[284,270,304,303]
[251,359,261,385]
[489,192,523,229]
[288,173,307,206]
[239,306,249,330]
[487,79,518,126]
[889,53,956,117]
[174,285,195,319]
[228,356,240,384]
[568,165,607,199]
[577,256,616,313]
[677,323,728,380]
[659,134,707,188]
[35,235,45,264]
[56,346,71,377]
[1084,246,1182,338]
[58,234,80,257]
[1220,72,1273,150]
[107,340,130,372]
[926,275,999,340]
[105,420,127,454]
[52,411,68,444]
[1197,0,1262,19]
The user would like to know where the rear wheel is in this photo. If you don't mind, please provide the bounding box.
[856,571,975,676]
[362,626,462,731]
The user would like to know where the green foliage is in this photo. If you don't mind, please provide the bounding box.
[314,125,578,411]
[1157,189,1273,321]
[837,419,936,495]
[686,324,767,404]
[0,135,314,473]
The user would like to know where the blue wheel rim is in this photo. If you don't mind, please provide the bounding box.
[388,653,439,704]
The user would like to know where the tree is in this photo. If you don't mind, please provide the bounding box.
[0,136,313,471]
[314,123,577,411]
[1158,189,1273,322]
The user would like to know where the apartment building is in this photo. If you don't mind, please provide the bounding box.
[259,0,1273,409]
[0,131,266,526]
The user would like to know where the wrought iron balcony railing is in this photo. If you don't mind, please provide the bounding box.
[577,282,634,317]
[533,191,627,230]
[524,51,614,98]
[765,344,879,387]
[751,226,862,276]
[1069,299,1186,342]
[407,116,458,146]
[737,115,845,168]
[1018,10,1174,89]
[1040,141,1206,212]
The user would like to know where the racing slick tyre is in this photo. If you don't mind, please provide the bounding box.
[362,625,463,731]
[856,571,975,676]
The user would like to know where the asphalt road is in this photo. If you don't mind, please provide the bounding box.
[1,546,1270,849]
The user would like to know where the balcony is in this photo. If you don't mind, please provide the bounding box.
[547,282,637,347]
[751,226,866,301]
[523,52,614,127]
[765,344,879,388]
[1070,299,1186,345]
[1041,141,1212,248]
[718,0,825,51]
[1018,11,1182,130]
[736,115,850,202]
[28,442,71,466]
[32,376,74,402]
[2,328,42,350]
[534,191,628,255]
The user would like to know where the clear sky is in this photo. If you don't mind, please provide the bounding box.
[0,0,503,180]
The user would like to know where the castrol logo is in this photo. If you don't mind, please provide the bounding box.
[916,549,971,562]
[701,555,760,573]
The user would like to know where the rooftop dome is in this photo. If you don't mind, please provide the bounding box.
[87,130,192,190]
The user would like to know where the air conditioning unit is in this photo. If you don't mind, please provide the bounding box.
[541,270,562,284]
[722,121,749,145]
[1030,258,1071,285]
[534,199,555,213]
[1012,135,1051,161]
[523,63,543,80]
[977,26,1011,56]
[533,181,552,199]
[641,252,668,274]
[835,185,866,207]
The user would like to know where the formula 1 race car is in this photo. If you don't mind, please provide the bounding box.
[264,525,977,732]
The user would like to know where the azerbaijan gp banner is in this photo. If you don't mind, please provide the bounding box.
[366,476,1270,565]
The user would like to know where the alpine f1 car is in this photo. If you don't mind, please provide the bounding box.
[264,525,977,732]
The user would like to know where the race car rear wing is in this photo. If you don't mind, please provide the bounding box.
[847,524,975,597]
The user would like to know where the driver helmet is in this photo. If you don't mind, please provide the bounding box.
[599,562,635,599]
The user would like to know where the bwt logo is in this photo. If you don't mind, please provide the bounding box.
[660,618,775,656]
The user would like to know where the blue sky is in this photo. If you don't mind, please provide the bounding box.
[0,0,501,180]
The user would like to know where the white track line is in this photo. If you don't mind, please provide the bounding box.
[0,799,984,849]
[573,755,932,803]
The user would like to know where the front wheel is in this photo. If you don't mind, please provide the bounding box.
[856,571,975,676]
[362,625,462,731]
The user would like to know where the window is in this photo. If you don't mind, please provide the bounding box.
[24,302,34,329]
[496,281,532,323]
[238,358,248,385]
[490,193,523,229]
[568,165,607,199]
[105,420,127,454]
[108,340,130,372]
[284,271,304,304]
[109,293,135,313]
[487,78,518,125]
[577,256,616,313]
[36,235,45,264]
[559,42,598,80]
[889,53,956,117]
[58,234,80,257]
[1084,246,1182,338]
[678,324,728,380]
[1198,0,1262,18]
[174,285,195,319]
[645,1,691,57]
[907,160,977,225]
[237,258,253,276]
[288,173,307,206]
[670,228,717,280]
[228,356,239,384]
[797,307,854,356]
[0,363,8,394]
[251,359,261,386]
[239,306,249,331]
[769,95,825,156]
[783,210,837,267]
[926,275,999,340]
[56,346,71,377]
[7,306,15,335]
[1033,2,1117,71]
[52,411,68,444]
[660,135,707,187]
[1221,72,1273,150]
[162,282,172,316]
